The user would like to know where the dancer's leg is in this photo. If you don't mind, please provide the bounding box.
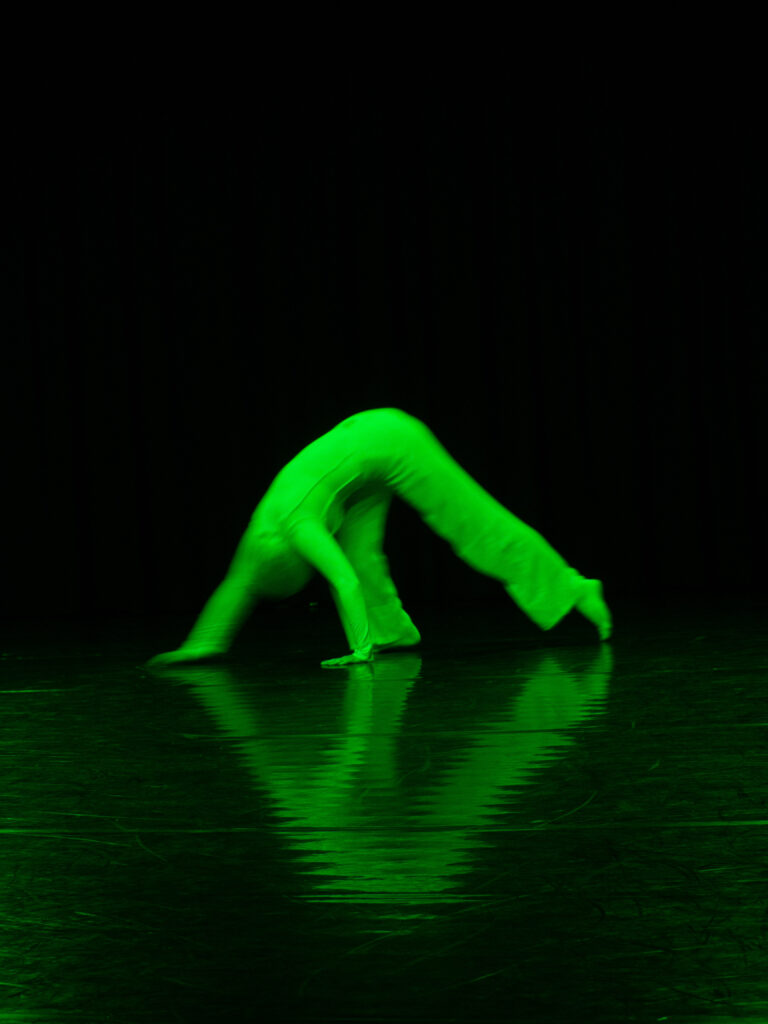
[334,488,421,650]
[391,419,611,638]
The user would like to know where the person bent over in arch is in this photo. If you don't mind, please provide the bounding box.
[146,408,612,669]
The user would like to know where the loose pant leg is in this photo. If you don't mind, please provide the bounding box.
[333,488,419,646]
[391,422,586,631]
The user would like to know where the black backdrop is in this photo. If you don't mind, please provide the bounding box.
[5,57,766,620]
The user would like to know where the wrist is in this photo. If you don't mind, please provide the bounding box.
[181,643,226,658]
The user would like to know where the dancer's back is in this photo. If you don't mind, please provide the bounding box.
[252,408,427,539]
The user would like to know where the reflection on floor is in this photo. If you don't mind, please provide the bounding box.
[2,593,767,1023]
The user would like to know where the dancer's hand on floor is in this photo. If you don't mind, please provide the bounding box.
[321,651,374,668]
[146,647,224,668]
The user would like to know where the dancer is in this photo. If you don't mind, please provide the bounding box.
[146,408,611,669]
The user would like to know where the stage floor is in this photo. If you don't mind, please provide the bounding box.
[2,593,767,1023]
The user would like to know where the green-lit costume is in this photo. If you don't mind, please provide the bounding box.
[150,409,606,668]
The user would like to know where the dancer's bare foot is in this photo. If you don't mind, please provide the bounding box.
[576,579,612,641]
[372,624,421,653]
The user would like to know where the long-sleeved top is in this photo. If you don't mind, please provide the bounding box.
[238,408,584,657]
[245,409,420,655]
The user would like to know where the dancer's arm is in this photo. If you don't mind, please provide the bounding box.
[145,576,260,667]
[288,518,374,665]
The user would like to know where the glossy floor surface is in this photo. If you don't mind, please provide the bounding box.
[2,593,767,1023]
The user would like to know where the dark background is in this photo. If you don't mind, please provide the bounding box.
[4,55,766,622]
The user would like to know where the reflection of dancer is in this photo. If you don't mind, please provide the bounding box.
[147,408,612,669]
